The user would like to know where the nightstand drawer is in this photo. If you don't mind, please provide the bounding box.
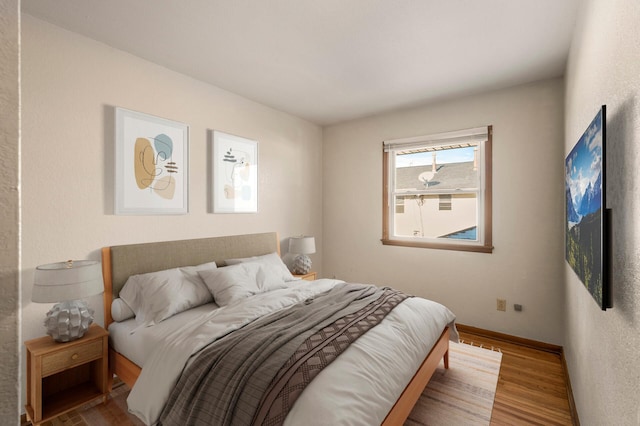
[41,339,103,377]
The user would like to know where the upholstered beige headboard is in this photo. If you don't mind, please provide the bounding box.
[102,232,280,326]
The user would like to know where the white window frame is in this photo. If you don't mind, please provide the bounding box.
[382,126,493,253]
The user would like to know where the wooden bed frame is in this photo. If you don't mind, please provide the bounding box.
[101,231,450,425]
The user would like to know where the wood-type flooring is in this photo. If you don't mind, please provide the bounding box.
[458,325,576,425]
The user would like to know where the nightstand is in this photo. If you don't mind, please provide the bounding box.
[24,323,109,426]
[294,271,317,281]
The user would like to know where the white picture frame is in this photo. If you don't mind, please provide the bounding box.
[115,107,189,215]
[212,130,258,213]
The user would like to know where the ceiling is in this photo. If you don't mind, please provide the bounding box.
[22,0,581,126]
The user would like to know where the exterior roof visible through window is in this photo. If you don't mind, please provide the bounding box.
[395,162,477,191]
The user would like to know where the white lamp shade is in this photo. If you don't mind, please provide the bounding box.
[289,236,316,255]
[32,260,104,303]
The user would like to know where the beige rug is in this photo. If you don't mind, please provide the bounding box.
[43,341,501,426]
[405,341,503,426]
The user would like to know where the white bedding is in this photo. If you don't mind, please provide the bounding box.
[117,279,457,425]
[108,302,219,367]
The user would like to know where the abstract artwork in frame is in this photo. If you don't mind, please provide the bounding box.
[565,105,611,310]
[212,130,258,213]
[115,108,189,215]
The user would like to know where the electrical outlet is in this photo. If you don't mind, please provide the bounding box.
[496,298,507,311]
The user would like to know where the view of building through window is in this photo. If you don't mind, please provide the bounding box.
[382,126,493,253]
[394,145,479,240]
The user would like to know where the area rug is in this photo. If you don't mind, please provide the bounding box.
[405,341,503,426]
[42,341,501,426]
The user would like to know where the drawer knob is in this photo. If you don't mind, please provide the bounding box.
[71,353,79,360]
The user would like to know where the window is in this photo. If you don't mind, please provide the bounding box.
[382,126,493,253]
[439,194,452,211]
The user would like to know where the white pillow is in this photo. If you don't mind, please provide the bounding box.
[225,252,296,282]
[198,263,287,307]
[119,261,217,331]
[180,261,219,283]
[111,298,135,322]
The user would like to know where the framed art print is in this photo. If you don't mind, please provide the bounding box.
[115,107,189,215]
[212,130,258,213]
[565,105,610,310]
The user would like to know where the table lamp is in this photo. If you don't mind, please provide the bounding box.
[289,236,316,275]
[32,260,104,342]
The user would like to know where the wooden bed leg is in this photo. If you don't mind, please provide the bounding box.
[444,349,449,369]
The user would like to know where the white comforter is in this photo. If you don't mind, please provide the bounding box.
[126,279,456,425]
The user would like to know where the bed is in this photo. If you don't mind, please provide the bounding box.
[101,232,456,425]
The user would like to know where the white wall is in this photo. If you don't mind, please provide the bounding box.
[564,0,640,423]
[323,78,565,344]
[20,14,323,407]
[0,1,21,424]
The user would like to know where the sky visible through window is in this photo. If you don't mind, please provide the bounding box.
[396,146,475,168]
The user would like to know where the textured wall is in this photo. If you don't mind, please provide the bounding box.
[323,78,566,344]
[564,0,640,423]
[0,0,20,424]
[21,15,323,410]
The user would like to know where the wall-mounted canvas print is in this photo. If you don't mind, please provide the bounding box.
[212,130,258,213]
[115,108,189,215]
[565,105,610,310]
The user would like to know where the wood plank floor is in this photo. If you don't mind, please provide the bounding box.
[458,326,575,425]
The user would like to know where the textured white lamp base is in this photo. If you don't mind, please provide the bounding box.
[293,254,312,275]
[44,300,94,342]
